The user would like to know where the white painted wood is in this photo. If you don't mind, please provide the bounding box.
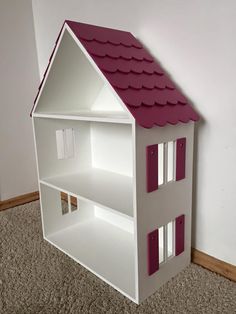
[40,182,136,300]
[34,118,92,178]
[158,222,174,264]
[135,122,194,302]
[159,226,164,263]
[91,123,133,177]
[35,29,103,113]
[31,23,138,301]
[64,128,75,159]
[68,194,72,213]
[40,183,94,235]
[167,141,174,182]
[34,118,133,178]
[34,105,195,303]
[55,129,65,159]
[92,84,125,112]
[33,112,131,124]
[65,25,135,122]
[34,28,132,123]
[94,206,134,234]
[167,221,174,258]
[32,116,47,239]
[131,122,139,302]
[158,143,164,186]
[163,225,167,262]
[40,168,133,218]
[163,142,168,185]
[46,217,136,300]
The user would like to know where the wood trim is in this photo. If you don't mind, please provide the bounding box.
[60,192,78,207]
[191,248,236,282]
[60,191,68,203]
[0,191,39,211]
[0,191,78,212]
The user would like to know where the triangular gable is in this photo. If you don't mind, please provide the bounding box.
[32,20,200,128]
[32,24,130,118]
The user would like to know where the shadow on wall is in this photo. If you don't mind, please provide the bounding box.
[191,118,204,248]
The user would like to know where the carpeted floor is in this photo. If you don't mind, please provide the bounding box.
[0,201,235,313]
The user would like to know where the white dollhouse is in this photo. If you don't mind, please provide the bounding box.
[31,21,199,303]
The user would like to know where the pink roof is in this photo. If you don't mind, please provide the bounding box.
[33,20,199,128]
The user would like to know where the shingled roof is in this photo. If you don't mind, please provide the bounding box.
[33,20,199,128]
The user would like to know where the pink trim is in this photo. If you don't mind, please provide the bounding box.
[176,138,186,181]
[146,144,158,192]
[147,229,159,275]
[175,214,185,256]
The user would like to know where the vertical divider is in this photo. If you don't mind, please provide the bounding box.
[56,129,65,159]
[171,221,175,257]
[64,128,75,159]
[158,143,164,186]
[164,142,168,184]
[163,225,168,262]
[172,220,176,256]
[68,194,72,213]
[173,141,177,181]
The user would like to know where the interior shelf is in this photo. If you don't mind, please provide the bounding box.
[46,217,135,299]
[40,168,134,218]
[33,111,132,124]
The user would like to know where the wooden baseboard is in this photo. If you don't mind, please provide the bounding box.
[1,192,235,282]
[60,192,78,207]
[0,191,77,211]
[191,248,236,282]
[0,191,40,211]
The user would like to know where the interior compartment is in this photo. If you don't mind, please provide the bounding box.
[34,118,134,217]
[40,183,135,299]
[32,27,136,299]
[34,29,129,119]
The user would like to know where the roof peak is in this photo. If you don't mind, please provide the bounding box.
[32,20,199,127]
[65,20,132,35]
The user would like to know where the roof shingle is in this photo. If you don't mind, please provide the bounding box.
[33,20,199,127]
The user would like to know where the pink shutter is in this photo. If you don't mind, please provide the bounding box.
[147,229,159,275]
[176,138,186,181]
[175,215,185,256]
[146,144,158,192]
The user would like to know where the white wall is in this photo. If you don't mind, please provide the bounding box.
[0,0,40,200]
[31,0,236,265]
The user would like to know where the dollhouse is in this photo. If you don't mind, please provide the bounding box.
[31,20,199,303]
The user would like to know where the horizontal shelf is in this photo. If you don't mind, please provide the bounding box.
[33,110,132,124]
[40,168,134,218]
[46,217,136,300]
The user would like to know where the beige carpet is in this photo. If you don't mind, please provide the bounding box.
[0,201,235,314]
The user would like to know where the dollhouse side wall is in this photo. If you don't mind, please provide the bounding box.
[135,122,194,303]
